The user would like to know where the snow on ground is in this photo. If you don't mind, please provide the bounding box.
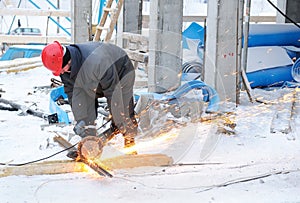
[0,65,300,203]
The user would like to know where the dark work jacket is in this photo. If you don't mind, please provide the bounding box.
[60,42,135,133]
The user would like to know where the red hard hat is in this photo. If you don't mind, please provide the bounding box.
[41,41,64,76]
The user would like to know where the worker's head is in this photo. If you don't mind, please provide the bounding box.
[41,41,65,76]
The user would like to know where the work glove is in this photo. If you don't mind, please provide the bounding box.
[73,120,97,138]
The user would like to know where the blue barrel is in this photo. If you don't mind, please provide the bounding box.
[248,24,300,48]
[292,57,300,82]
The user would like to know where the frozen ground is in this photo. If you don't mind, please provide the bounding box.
[0,62,300,203]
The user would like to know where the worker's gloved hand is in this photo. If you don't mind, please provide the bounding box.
[73,120,97,138]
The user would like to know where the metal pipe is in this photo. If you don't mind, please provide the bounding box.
[28,0,71,36]
[242,0,251,73]
[236,0,244,104]
[7,0,22,34]
[241,0,254,103]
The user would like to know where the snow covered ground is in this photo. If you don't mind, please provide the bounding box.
[0,61,300,203]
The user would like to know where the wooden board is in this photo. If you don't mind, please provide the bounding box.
[0,160,85,178]
[0,153,173,178]
[99,153,173,170]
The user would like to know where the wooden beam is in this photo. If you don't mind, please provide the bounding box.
[142,15,276,23]
[0,57,41,70]
[0,154,173,177]
[99,153,173,170]
[0,35,71,44]
[0,8,70,17]
[0,160,85,177]
[0,57,43,73]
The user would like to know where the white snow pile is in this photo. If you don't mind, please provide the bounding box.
[0,65,300,203]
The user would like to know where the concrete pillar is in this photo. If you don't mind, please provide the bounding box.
[123,0,142,34]
[204,0,241,104]
[285,0,300,23]
[277,0,300,23]
[148,0,183,93]
[71,0,92,43]
[116,0,142,47]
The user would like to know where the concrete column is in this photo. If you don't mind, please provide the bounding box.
[285,0,300,23]
[116,0,142,47]
[148,0,183,93]
[204,0,241,104]
[71,0,92,43]
[123,0,142,34]
[277,0,300,23]
[276,0,286,23]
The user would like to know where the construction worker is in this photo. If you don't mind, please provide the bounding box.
[41,41,138,154]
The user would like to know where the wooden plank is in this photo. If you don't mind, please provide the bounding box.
[0,154,173,177]
[0,8,70,17]
[0,160,85,177]
[53,135,74,149]
[122,32,149,44]
[142,15,276,23]
[99,153,173,170]
[1,63,43,73]
[0,57,41,70]
[0,35,71,44]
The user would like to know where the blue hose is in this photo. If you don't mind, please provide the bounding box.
[160,80,219,113]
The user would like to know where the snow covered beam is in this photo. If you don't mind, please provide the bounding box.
[0,35,71,44]
[0,8,70,17]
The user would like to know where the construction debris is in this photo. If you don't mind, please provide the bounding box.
[0,98,48,119]
[270,89,295,134]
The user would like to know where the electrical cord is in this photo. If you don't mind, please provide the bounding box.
[0,118,112,167]
[0,143,78,167]
[0,99,137,167]
[266,0,300,29]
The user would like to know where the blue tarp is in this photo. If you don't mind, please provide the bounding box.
[49,86,71,124]
[136,80,220,113]
[182,22,300,88]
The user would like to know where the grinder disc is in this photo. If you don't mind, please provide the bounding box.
[78,136,104,160]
